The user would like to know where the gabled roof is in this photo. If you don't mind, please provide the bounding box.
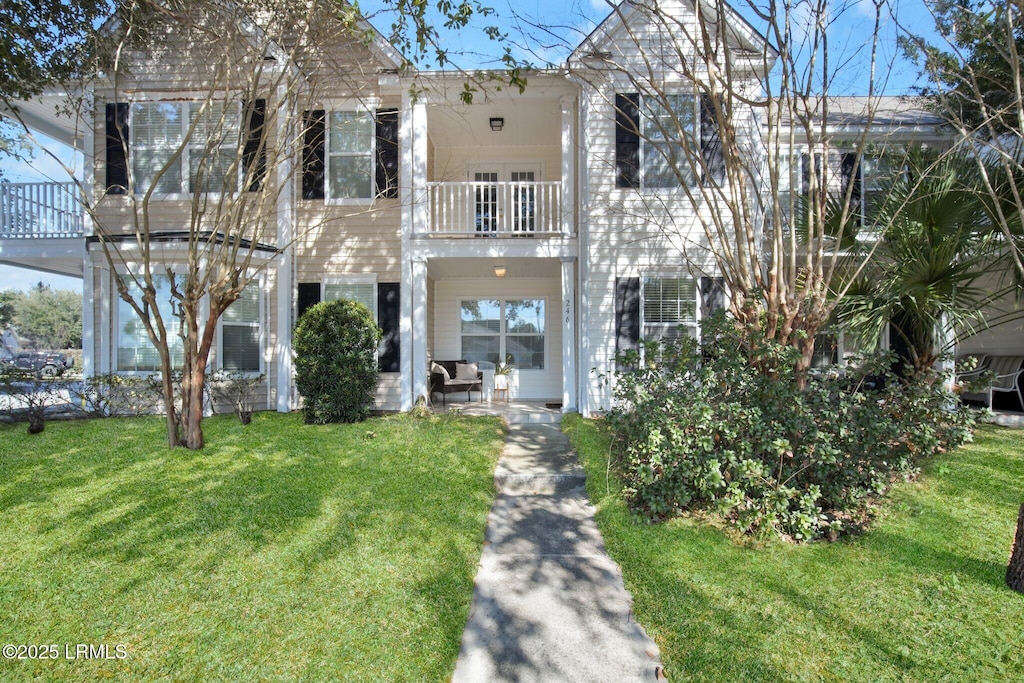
[571,0,776,68]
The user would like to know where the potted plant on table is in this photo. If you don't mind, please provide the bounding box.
[494,357,513,400]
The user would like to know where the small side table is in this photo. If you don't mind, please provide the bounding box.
[494,374,510,402]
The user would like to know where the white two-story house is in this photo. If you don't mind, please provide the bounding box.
[4,0,1003,416]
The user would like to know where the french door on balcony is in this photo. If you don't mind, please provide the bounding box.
[470,165,540,234]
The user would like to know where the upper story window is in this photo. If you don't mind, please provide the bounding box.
[132,101,241,195]
[301,108,399,202]
[642,94,698,188]
[841,151,895,227]
[328,110,374,200]
[616,91,716,190]
[105,99,266,196]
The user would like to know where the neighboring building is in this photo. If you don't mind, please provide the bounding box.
[1,1,1000,416]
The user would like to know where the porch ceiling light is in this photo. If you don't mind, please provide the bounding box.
[489,116,504,132]
[493,264,507,277]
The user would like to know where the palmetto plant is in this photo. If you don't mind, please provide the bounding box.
[837,147,1000,375]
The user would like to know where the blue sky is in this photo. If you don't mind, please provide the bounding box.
[1,0,940,292]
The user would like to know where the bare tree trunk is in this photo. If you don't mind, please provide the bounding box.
[1007,503,1024,594]
[160,353,180,448]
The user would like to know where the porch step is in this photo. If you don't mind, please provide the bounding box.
[494,423,587,495]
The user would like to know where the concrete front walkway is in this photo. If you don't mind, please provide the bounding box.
[452,418,663,682]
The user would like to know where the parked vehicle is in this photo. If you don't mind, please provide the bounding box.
[0,351,72,378]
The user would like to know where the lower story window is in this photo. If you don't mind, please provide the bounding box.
[642,276,697,341]
[117,273,184,372]
[461,298,545,370]
[324,278,377,316]
[220,282,261,372]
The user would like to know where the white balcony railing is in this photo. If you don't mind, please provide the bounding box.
[0,182,83,238]
[428,181,563,235]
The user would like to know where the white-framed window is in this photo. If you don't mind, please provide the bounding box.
[218,281,262,373]
[131,100,241,195]
[460,298,546,370]
[327,109,374,202]
[642,275,697,341]
[642,93,698,188]
[116,272,185,372]
[323,275,377,317]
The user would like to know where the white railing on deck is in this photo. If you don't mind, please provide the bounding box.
[428,181,563,235]
[0,182,83,238]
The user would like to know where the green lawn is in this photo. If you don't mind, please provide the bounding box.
[0,412,505,681]
[564,415,1024,682]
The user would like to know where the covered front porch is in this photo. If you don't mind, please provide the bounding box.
[405,251,578,413]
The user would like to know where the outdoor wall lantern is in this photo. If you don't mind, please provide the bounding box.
[493,264,507,277]
[489,117,505,132]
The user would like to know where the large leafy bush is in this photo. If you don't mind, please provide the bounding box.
[294,299,381,424]
[607,316,975,541]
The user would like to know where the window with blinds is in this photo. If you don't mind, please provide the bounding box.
[221,283,261,372]
[642,276,697,340]
[116,274,184,372]
[641,94,698,188]
[323,280,377,316]
[327,110,374,200]
[132,101,241,194]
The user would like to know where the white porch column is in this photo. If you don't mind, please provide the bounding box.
[561,256,578,412]
[275,84,295,412]
[400,93,429,410]
[560,95,576,237]
[411,258,429,405]
[82,255,94,378]
[98,264,111,374]
[82,94,96,379]
[938,313,956,393]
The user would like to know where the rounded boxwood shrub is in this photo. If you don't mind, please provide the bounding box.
[294,299,381,424]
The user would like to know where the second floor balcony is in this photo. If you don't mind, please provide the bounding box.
[427,180,563,236]
[0,182,83,239]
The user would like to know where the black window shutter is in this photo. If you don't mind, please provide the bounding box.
[243,99,267,192]
[700,95,725,185]
[375,109,399,199]
[301,110,325,200]
[699,276,726,316]
[614,277,641,360]
[105,103,130,194]
[840,151,861,211]
[377,283,401,372]
[615,94,640,189]
[296,283,321,324]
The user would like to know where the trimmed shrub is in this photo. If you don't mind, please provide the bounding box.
[607,315,975,541]
[294,299,381,424]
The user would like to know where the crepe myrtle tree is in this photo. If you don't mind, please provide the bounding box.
[523,0,901,384]
[7,0,521,449]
